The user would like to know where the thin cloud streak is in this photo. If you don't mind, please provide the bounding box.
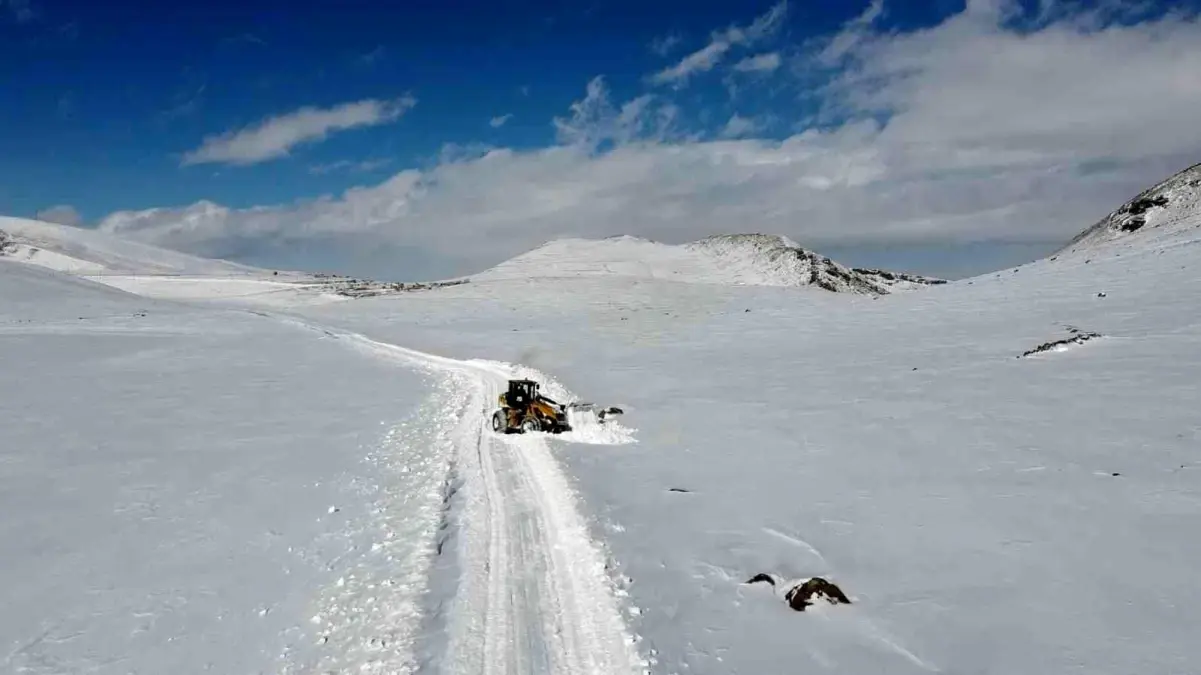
[181,96,416,166]
[648,1,788,86]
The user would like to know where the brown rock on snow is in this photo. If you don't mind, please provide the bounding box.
[744,574,851,611]
[785,577,851,611]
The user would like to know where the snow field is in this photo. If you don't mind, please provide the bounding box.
[0,262,435,674]
[293,233,1201,675]
[90,275,342,307]
[3,252,648,674]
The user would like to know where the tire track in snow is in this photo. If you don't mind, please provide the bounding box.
[261,311,645,675]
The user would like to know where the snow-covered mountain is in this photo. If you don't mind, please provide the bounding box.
[0,215,274,277]
[1057,161,1201,255]
[473,233,945,294]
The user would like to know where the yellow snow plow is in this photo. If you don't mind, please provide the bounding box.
[490,379,622,434]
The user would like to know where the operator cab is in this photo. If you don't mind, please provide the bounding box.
[505,379,539,408]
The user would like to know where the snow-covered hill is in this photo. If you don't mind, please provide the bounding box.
[1057,161,1201,255]
[0,215,274,277]
[473,233,945,294]
[0,216,468,304]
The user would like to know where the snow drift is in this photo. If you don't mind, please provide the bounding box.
[473,234,945,294]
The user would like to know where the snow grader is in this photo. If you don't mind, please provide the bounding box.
[491,379,622,434]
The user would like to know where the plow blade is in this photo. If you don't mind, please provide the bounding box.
[567,402,624,421]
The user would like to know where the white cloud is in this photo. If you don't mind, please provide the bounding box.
[181,97,416,166]
[101,2,1201,281]
[733,52,782,73]
[650,32,683,56]
[490,114,513,128]
[358,45,385,66]
[649,1,788,86]
[2,0,35,22]
[161,84,207,121]
[817,0,1201,162]
[552,76,681,151]
[36,205,82,227]
[817,0,883,65]
[719,114,764,138]
[308,159,392,175]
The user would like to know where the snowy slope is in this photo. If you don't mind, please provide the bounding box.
[474,233,944,294]
[1058,161,1201,255]
[0,215,273,276]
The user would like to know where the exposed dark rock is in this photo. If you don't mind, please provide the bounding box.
[667,487,691,493]
[743,573,852,611]
[321,277,470,298]
[670,234,946,296]
[1120,217,1146,232]
[1126,195,1169,216]
[1019,328,1102,358]
[0,230,16,255]
[850,267,947,291]
[851,267,948,286]
[785,577,852,611]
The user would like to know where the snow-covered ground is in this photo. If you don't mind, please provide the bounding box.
[1,253,646,674]
[4,163,1201,674]
[0,263,451,674]
[287,233,1201,674]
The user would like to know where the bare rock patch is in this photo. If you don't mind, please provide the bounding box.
[744,573,852,612]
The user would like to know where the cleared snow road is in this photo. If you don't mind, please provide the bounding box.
[265,313,646,675]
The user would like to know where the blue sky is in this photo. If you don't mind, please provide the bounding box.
[2,0,867,217]
[4,0,1201,279]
